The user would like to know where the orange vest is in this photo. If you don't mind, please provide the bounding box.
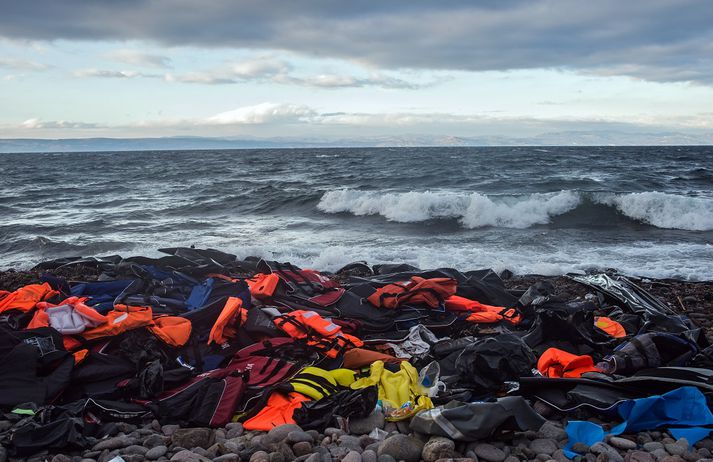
[242,391,311,431]
[28,296,108,329]
[247,273,281,300]
[274,310,363,358]
[367,277,457,309]
[80,305,154,341]
[595,316,626,338]
[149,316,192,347]
[538,347,602,378]
[208,296,247,345]
[0,282,59,313]
[445,295,521,324]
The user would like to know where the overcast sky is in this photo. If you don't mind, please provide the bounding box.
[1,0,712,140]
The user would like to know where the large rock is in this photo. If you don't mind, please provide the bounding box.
[145,445,168,460]
[172,429,214,450]
[349,412,386,435]
[422,437,456,462]
[377,434,424,462]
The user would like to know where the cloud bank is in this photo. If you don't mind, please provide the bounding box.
[1,1,712,84]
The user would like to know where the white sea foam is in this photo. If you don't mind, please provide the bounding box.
[594,191,713,231]
[318,189,581,228]
[319,189,713,231]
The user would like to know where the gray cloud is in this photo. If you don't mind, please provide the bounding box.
[1,1,712,84]
[73,68,160,78]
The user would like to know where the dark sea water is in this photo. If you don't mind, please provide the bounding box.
[1,146,712,280]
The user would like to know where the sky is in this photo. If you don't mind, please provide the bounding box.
[1,1,713,142]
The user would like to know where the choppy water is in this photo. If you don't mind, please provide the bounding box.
[1,146,712,280]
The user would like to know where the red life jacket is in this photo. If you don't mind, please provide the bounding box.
[538,347,602,378]
[445,295,521,324]
[367,277,457,309]
[273,310,363,358]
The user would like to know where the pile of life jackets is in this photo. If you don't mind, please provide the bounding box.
[0,247,710,457]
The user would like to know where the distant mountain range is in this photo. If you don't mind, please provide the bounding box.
[1,131,712,153]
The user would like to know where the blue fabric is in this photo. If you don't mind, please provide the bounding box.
[185,278,215,311]
[565,387,713,458]
[70,279,135,313]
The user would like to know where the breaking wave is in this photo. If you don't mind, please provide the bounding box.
[318,189,713,231]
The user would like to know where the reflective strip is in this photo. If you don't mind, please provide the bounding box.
[302,311,317,318]
[428,408,466,440]
[324,322,339,333]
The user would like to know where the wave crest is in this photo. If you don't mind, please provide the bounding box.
[318,189,581,228]
[594,191,713,231]
[318,189,713,231]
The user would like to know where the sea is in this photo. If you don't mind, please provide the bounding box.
[1,146,712,280]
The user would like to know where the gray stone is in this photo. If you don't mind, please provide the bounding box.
[624,451,655,462]
[170,450,207,462]
[325,427,345,439]
[551,449,570,462]
[590,442,624,462]
[121,455,145,462]
[329,445,349,460]
[122,446,149,456]
[94,436,133,451]
[422,437,456,462]
[377,434,424,462]
[81,459,97,462]
[162,425,180,437]
[268,452,284,462]
[292,442,313,457]
[530,439,558,455]
[359,435,377,448]
[144,435,167,449]
[473,443,507,462]
[349,411,386,435]
[362,449,377,462]
[212,456,238,462]
[248,451,270,462]
[538,421,568,441]
[304,454,321,462]
[146,446,168,460]
[377,455,396,462]
[651,449,670,461]
[664,441,687,456]
[572,443,590,453]
[52,455,72,462]
[660,457,686,462]
[339,435,363,452]
[287,431,314,444]
[342,451,362,462]
[609,437,637,451]
[265,424,303,444]
[643,442,664,452]
[172,429,214,450]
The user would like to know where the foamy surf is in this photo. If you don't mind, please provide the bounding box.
[318,189,713,231]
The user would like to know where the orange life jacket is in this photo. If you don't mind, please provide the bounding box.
[595,316,627,338]
[242,391,311,431]
[274,310,363,358]
[445,295,521,324]
[80,305,154,341]
[208,296,247,345]
[538,347,602,378]
[0,282,59,313]
[247,273,281,300]
[149,316,192,347]
[367,277,457,309]
[28,296,108,329]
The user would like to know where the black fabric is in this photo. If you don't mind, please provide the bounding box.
[454,334,536,393]
[522,309,613,357]
[409,396,546,441]
[604,332,699,374]
[293,386,378,431]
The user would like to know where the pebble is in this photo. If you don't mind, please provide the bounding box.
[287,431,314,444]
[473,443,507,462]
[624,451,655,462]
[643,442,664,452]
[162,425,180,437]
[52,456,72,462]
[651,449,670,461]
[122,445,149,456]
[530,439,558,455]
[145,446,168,460]
[93,436,133,451]
[362,449,377,462]
[339,435,363,452]
[213,455,239,462]
[538,422,568,441]
[609,437,637,450]
[422,437,456,462]
[342,451,362,462]
[590,442,624,462]
[664,441,687,456]
[172,429,214,450]
[249,451,270,462]
[293,442,313,457]
[377,434,424,462]
[377,455,396,462]
[265,425,303,444]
